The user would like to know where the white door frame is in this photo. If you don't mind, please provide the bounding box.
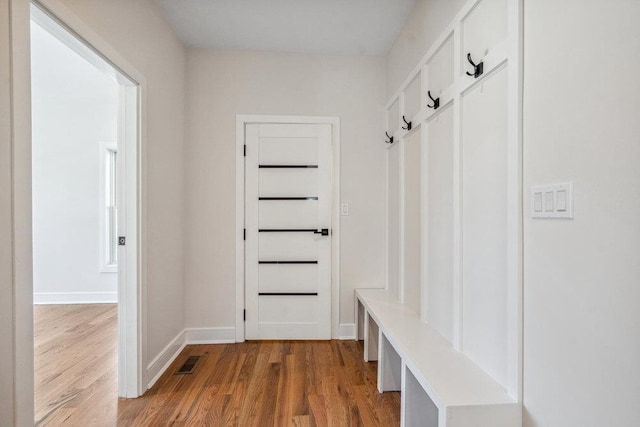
[31,0,146,398]
[236,115,341,341]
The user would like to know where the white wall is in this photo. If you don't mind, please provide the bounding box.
[31,22,119,304]
[37,0,186,379]
[184,49,387,333]
[523,1,640,425]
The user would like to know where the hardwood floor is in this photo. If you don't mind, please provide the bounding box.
[34,304,118,426]
[34,304,401,426]
[119,341,400,426]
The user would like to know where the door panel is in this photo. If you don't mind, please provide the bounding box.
[258,200,318,229]
[259,297,318,323]
[258,137,318,165]
[258,233,318,260]
[245,122,332,340]
[258,264,318,293]
[259,169,318,197]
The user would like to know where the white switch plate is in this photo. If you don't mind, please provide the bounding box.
[341,203,349,216]
[531,182,573,219]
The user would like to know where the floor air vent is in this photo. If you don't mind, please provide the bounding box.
[175,356,201,375]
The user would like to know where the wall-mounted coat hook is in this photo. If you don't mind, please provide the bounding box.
[427,91,440,110]
[402,115,412,131]
[466,53,484,78]
[385,131,394,144]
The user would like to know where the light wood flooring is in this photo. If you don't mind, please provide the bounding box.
[35,304,401,426]
[34,303,118,426]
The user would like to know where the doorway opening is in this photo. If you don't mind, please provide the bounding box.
[30,2,141,422]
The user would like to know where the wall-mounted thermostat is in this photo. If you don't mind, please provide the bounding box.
[530,182,573,219]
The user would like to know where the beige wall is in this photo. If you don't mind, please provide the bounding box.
[523,1,640,425]
[1,0,33,424]
[386,0,465,98]
[38,0,187,373]
[1,1,17,422]
[184,49,387,331]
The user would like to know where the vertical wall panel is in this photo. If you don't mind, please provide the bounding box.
[403,73,422,120]
[461,66,508,387]
[387,143,401,300]
[388,99,400,135]
[426,35,454,95]
[426,106,454,342]
[462,0,508,73]
[403,131,421,315]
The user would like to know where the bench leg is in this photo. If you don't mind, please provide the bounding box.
[364,312,378,362]
[378,331,401,393]
[402,363,438,427]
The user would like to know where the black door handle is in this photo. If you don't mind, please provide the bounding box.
[314,228,330,236]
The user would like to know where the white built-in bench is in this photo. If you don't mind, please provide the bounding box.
[356,289,520,427]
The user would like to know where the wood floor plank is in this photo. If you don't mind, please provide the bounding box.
[35,305,401,426]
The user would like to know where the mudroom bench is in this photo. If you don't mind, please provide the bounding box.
[355,289,520,427]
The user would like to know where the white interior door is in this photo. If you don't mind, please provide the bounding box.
[245,123,332,340]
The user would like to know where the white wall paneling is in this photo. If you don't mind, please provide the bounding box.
[426,105,454,342]
[403,73,422,121]
[386,142,401,301]
[403,129,422,316]
[378,0,523,415]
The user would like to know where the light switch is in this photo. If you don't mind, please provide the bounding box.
[534,192,543,212]
[531,182,573,219]
[556,190,567,211]
[341,203,349,216]
[544,191,554,212]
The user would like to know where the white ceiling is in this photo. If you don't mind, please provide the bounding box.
[154,0,417,55]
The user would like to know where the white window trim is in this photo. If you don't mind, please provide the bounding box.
[99,141,118,273]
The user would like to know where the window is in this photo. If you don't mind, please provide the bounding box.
[100,142,118,272]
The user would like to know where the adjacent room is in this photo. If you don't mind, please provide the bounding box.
[1,0,639,426]
[29,6,140,424]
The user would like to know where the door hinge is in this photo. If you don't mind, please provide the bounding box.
[243,145,246,157]
[243,309,246,322]
[243,228,246,240]
[118,236,126,246]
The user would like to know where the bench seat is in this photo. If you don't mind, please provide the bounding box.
[356,288,520,427]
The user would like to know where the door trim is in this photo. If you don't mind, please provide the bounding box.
[236,115,341,342]
[31,0,146,398]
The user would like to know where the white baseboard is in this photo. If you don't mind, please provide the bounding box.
[33,291,117,304]
[145,327,236,390]
[339,323,356,340]
[146,330,186,389]
[185,327,236,344]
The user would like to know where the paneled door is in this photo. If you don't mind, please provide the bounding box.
[245,123,332,340]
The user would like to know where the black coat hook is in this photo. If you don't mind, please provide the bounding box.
[427,91,440,110]
[385,131,394,144]
[466,53,484,78]
[402,115,412,131]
